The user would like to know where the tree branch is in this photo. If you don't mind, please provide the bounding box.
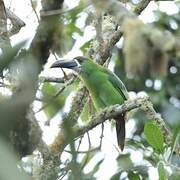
[90,0,151,64]
[6,8,25,36]
[0,0,11,51]
[133,0,151,15]
[40,73,74,83]
[50,96,179,157]
[50,87,88,155]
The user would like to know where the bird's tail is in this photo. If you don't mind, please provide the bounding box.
[115,113,126,151]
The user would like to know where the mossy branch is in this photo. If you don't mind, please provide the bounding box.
[50,96,179,156]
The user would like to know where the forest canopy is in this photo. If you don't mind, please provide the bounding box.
[0,0,179,180]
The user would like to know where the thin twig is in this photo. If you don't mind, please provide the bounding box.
[168,133,180,163]
[99,123,104,149]
[81,134,93,169]
[87,131,91,149]
[40,73,74,83]
[30,0,40,22]
[40,0,91,17]
[77,136,83,151]
[64,147,99,154]
[42,76,65,83]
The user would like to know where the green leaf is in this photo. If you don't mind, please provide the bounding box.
[144,122,164,152]
[0,41,26,73]
[116,153,133,170]
[65,22,83,36]
[91,159,104,174]
[80,40,93,53]
[158,161,167,180]
[85,159,104,178]
[128,171,141,180]
[110,172,122,180]
[42,83,71,118]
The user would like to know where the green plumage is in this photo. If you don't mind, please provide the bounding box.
[80,60,128,109]
[79,59,129,150]
[51,57,129,150]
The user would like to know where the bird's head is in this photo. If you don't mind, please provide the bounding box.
[50,56,88,73]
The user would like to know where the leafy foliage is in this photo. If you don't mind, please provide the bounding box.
[158,161,167,180]
[42,83,67,118]
[144,122,164,152]
[0,0,179,180]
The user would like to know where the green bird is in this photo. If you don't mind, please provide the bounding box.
[51,56,129,150]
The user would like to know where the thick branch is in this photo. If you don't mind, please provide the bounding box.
[50,87,88,155]
[90,0,151,64]
[6,8,25,36]
[0,0,11,50]
[50,96,178,156]
[133,0,151,15]
[79,97,178,155]
[36,86,88,180]
[74,97,146,136]
[0,0,65,158]
[29,0,64,68]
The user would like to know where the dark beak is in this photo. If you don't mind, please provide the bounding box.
[50,59,78,69]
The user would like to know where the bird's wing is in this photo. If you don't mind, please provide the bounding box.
[108,71,129,100]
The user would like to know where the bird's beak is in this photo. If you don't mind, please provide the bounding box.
[50,59,78,69]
